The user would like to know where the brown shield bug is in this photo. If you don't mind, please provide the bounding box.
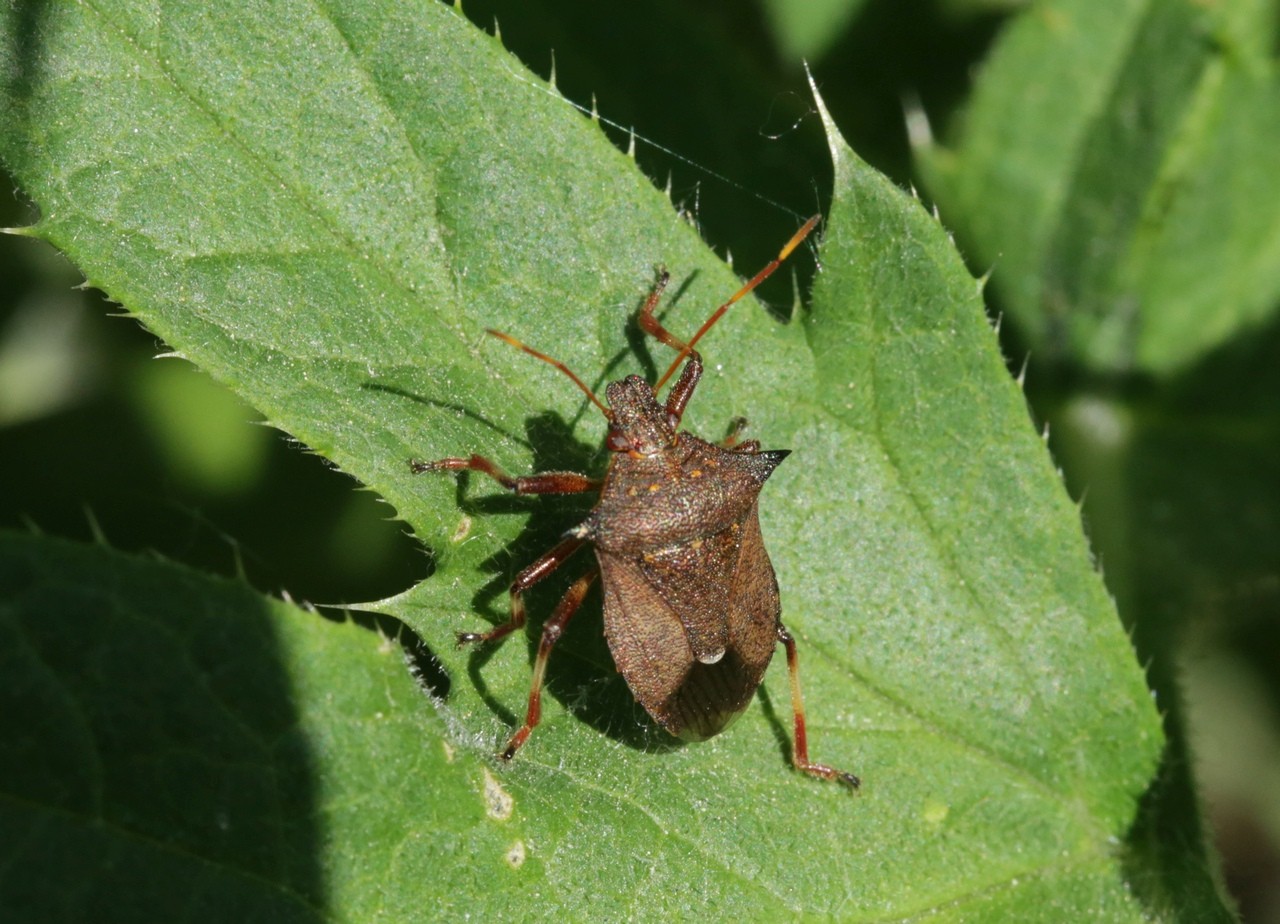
[412,215,858,788]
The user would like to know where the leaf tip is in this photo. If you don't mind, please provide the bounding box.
[803,62,844,171]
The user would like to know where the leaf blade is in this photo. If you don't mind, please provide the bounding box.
[1,1,1170,918]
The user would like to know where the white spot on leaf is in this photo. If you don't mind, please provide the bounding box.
[483,768,514,821]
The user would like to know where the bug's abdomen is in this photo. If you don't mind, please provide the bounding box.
[597,505,780,740]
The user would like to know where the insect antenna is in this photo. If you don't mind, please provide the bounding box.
[486,329,612,418]
[654,214,822,391]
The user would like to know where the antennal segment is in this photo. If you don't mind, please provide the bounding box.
[486,329,611,417]
[654,214,821,391]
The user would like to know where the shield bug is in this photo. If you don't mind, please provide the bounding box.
[413,215,858,788]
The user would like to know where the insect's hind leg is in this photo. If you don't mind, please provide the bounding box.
[456,535,587,647]
[777,623,860,789]
[501,569,598,760]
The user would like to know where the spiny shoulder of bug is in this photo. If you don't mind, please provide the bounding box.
[569,348,790,549]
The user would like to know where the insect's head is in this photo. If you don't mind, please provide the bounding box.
[481,214,822,454]
[604,375,675,457]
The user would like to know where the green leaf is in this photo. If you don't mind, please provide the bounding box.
[925,0,1280,375]
[2,1,1167,918]
[759,0,867,63]
[0,531,501,923]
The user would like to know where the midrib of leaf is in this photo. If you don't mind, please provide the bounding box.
[932,0,1279,377]
[1041,0,1217,367]
[1028,1,1142,326]
[933,0,1152,330]
[533,764,790,912]
[781,504,1126,902]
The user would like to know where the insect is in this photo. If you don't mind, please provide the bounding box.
[412,215,858,788]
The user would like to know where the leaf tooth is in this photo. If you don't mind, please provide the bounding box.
[84,506,108,546]
[230,542,249,582]
[901,88,933,152]
[548,49,558,94]
[1,224,40,238]
[787,266,802,315]
[1016,352,1030,389]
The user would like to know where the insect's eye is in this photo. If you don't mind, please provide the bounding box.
[606,430,632,453]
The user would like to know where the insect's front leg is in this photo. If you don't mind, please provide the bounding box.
[662,351,702,427]
[777,623,860,790]
[411,454,598,646]
[410,454,599,495]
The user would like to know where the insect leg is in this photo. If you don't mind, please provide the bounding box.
[777,623,860,789]
[661,350,704,425]
[719,416,760,453]
[636,268,689,353]
[636,270,709,426]
[411,454,600,494]
[457,535,587,647]
[500,569,599,760]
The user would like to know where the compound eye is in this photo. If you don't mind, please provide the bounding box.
[606,430,632,453]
